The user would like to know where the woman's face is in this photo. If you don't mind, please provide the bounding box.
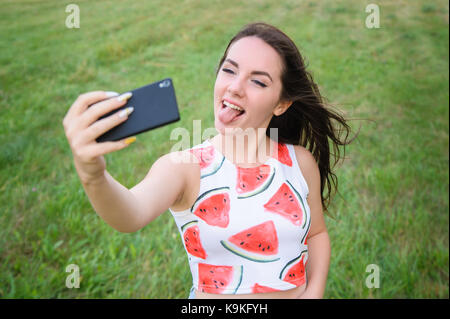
[213,36,291,136]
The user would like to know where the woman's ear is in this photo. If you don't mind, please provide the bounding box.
[273,100,293,116]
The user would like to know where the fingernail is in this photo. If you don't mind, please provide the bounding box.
[117,92,132,101]
[105,91,119,97]
[124,136,136,145]
[118,106,134,118]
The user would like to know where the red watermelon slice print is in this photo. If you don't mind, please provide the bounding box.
[220,221,280,262]
[273,142,292,167]
[189,145,225,178]
[191,187,230,228]
[263,180,307,228]
[279,250,307,286]
[198,263,243,294]
[251,283,281,293]
[236,164,275,199]
[181,221,207,259]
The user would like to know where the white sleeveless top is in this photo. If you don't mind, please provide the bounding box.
[169,139,311,294]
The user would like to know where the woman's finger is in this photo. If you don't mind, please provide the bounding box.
[65,91,119,120]
[78,92,132,129]
[82,106,134,143]
[83,136,137,159]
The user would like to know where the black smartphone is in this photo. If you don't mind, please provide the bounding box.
[95,78,180,142]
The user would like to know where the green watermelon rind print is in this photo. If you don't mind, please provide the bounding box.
[301,213,311,244]
[201,155,225,179]
[181,220,197,233]
[286,180,308,229]
[230,265,244,294]
[190,186,230,213]
[237,166,276,199]
[220,240,281,263]
[279,249,308,280]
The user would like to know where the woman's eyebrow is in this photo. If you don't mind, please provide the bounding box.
[224,58,273,82]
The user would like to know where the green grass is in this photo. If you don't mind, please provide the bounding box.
[0,0,448,298]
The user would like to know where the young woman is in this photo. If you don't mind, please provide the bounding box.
[62,22,354,299]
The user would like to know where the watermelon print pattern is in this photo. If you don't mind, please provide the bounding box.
[220,220,280,263]
[279,250,307,286]
[263,180,307,228]
[301,212,311,245]
[181,221,207,259]
[191,187,231,228]
[251,283,281,293]
[170,140,310,295]
[198,263,243,294]
[228,220,279,255]
[190,145,225,178]
[236,165,276,199]
[273,142,292,167]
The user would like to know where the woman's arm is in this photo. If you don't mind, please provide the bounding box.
[294,146,331,299]
[80,151,190,233]
[300,231,330,298]
[63,91,186,233]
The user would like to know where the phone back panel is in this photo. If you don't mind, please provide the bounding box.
[96,78,180,142]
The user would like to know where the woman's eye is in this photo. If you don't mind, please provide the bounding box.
[253,80,267,88]
[222,68,266,88]
[222,68,234,74]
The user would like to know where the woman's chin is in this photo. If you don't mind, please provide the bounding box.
[214,118,227,134]
[214,119,242,136]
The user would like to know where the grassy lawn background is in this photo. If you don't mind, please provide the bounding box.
[0,0,448,298]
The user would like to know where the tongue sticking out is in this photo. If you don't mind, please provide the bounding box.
[218,104,244,124]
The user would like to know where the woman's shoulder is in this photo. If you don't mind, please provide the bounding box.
[291,144,314,162]
[163,148,202,169]
[291,144,320,190]
[163,148,202,211]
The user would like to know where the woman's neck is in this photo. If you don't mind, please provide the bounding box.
[211,130,274,168]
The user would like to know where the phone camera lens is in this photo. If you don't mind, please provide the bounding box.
[159,80,171,88]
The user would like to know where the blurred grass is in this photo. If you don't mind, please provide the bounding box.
[0,0,448,298]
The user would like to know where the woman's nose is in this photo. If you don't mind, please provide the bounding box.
[227,77,245,97]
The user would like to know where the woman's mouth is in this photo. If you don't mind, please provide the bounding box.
[219,100,245,124]
[222,100,244,112]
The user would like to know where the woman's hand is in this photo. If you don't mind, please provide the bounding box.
[62,91,135,185]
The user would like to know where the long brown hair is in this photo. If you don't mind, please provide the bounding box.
[215,22,359,216]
